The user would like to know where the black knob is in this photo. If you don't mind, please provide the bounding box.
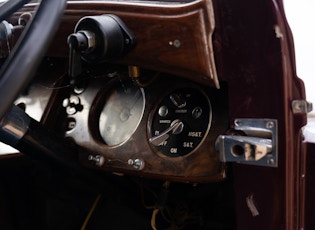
[73,14,135,63]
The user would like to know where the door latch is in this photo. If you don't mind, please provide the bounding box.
[216,119,277,167]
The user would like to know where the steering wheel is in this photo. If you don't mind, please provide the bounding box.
[0,0,110,188]
[0,0,66,119]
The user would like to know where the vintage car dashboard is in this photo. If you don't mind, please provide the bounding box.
[0,0,306,185]
[0,0,311,229]
[0,0,231,183]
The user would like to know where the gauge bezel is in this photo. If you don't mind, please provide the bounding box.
[89,78,145,147]
[147,84,212,158]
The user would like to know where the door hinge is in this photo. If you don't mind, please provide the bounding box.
[216,119,277,167]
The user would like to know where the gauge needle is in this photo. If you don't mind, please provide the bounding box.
[149,119,184,146]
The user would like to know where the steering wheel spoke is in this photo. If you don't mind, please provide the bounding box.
[0,0,67,119]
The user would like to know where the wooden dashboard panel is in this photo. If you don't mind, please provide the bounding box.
[12,0,219,88]
[0,0,226,183]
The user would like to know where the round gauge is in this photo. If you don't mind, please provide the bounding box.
[149,87,211,157]
[98,81,145,146]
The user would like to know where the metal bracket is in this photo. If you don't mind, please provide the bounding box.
[292,100,313,114]
[216,119,278,167]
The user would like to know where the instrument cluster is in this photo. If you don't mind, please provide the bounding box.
[63,69,229,183]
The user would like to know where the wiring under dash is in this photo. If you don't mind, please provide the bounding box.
[80,194,102,230]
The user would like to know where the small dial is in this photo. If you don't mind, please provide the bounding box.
[149,87,211,157]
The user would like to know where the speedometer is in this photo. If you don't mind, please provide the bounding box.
[98,80,145,146]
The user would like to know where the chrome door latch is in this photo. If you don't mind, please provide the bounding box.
[216,119,277,167]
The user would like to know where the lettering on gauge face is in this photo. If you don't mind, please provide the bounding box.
[159,120,171,124]
[188,131,202,137]
[183,142,194,148]
[175,109,188,114]
[159,140,168,146]
[170,148,178,154]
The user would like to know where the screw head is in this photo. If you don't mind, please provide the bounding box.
[234,120,242,127]
[266,121,274,129]
[267,158,275,165]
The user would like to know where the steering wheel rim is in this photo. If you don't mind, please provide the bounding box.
[0,0,67,119]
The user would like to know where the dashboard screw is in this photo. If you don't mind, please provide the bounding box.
[128,158,145,171]
[88,154,105,167]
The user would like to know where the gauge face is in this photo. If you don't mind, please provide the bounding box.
[99,81,145,146]
[149,87,211,157]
